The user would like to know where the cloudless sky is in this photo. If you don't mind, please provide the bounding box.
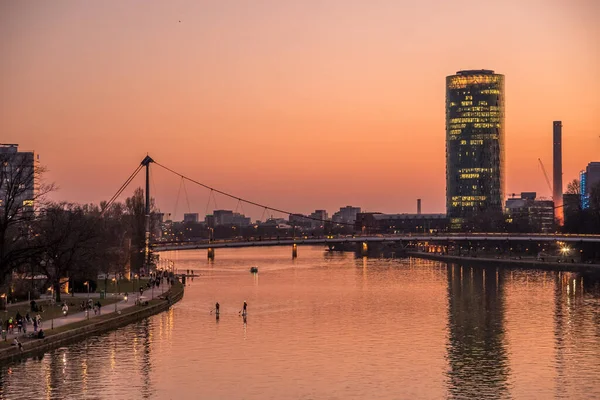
[1,0,599,220]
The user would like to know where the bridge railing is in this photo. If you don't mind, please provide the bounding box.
[152,232,600,248]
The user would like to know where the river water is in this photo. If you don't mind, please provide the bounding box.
[1,247,600,399]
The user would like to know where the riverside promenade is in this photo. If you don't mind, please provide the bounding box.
[0,280,184,364]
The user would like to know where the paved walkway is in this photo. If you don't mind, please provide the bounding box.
[2,282,170,341]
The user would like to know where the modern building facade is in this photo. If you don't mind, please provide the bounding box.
[332,206,361,225]
[580,162,600,209]
[446,70,505,230]
[505,192,554,233]
[355,213,448,234]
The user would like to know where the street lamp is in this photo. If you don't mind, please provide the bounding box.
[112,277,120,294]
[84,281,89,299]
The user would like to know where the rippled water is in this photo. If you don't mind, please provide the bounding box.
[1,247,600,399]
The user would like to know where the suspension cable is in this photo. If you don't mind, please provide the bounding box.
[101,164,143,215]
[153,161,353,226]
[173,177,184,221]
[182,179,191,213]
[204,189,213,217]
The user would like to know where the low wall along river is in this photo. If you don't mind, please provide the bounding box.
[0,282,184,364]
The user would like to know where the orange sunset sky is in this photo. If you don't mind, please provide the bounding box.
[1,1,599,220]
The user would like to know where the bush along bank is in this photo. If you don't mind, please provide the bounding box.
[0,282,184,364]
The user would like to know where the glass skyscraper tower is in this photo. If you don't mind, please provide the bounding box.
[446,70,505,230]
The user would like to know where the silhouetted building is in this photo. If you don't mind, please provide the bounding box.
[151,213,164,239]
[0,144,37,210]
[183,213,199,223]
[553,121,563,224]
[355,213,448,234]
[332,206,361,225]
[563,193,580,225]
[309,210,328,228]
[212,209,250,226]
[446,70,505,230]
[288,213,312,228]
[505,192,554,232]
[580,162,600,209]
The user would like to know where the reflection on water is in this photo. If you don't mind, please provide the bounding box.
[446,265,510,399]
[1,247,600,400]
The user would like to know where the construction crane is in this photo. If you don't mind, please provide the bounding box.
[538,158,553,196]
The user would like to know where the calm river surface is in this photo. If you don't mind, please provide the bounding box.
[2,247,600,399]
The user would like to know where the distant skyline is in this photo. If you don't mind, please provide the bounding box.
[2,1,599,221]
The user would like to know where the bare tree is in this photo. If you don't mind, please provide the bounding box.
[125,188,157,275]
[94,202,128,289]
[566,179,581,195]
[33,203,99,302]
[0,150,55,288]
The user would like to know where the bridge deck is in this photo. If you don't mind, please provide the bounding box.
[153,234,600,251]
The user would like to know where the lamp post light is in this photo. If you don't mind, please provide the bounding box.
[111,277,119,313]
[84,281,89,299]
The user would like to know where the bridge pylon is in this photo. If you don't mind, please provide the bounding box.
[141,155,154,273]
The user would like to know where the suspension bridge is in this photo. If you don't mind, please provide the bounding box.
[104,156,600,263]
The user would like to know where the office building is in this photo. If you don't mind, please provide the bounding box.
[332,206,361,225]
[0,144,37,210]
[183,213,199,223]
[446,70,505,230]
[505,192,554,233]
[355,213,448,234]
[212,209,251,226]
[580,162,600,209]
[309,210,328,228]
[288,213,312,228]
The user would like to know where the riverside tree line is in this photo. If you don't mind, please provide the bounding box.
[0,154,155,306]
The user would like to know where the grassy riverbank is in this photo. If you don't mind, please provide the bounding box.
[0,282,184,353]
[4,298,120,322]
[95,278,150,293]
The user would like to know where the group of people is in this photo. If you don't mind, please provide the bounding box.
[4,312,43,335]
[138,273,165,297]
[213,301,247,317]
[78,298,102,315]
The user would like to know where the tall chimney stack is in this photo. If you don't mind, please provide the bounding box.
[553,121,563,225]
[417,199,422,215]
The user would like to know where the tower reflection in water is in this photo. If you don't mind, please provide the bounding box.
[445,263,510,398]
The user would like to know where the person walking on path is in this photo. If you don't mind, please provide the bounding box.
[215,302,220,316]
[242,301,247,316]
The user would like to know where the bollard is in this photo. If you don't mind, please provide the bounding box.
[292,243,298,259]
[207,248,215,260]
